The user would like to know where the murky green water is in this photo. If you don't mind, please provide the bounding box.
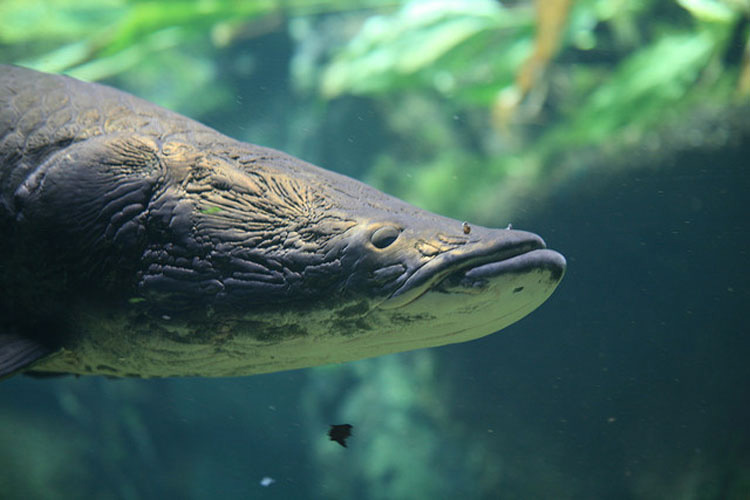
[2,1,749,498]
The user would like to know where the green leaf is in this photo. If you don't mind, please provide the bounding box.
[320,0,532,98]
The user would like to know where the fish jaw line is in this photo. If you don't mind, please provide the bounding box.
[360,250,566,353]
[379,229,550,310]
[446,248,566,293]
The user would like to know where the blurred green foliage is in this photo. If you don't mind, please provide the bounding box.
[1,5,749,499]
[1,0,747,222]
[318,0,534,101]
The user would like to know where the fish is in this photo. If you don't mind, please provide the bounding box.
[0,65,565,379]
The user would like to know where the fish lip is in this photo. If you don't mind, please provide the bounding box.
[461,248,567,283]
[382,230,551,308]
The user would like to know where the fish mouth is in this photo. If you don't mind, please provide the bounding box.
[459,248,566,285]
[381,230,565,309]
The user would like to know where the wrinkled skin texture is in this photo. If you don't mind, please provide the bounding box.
[0,65,565,378]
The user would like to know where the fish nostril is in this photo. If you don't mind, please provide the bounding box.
[370,225,401,249]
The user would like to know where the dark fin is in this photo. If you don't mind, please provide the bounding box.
[0,332,54,380]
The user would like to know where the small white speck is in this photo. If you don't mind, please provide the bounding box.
[162,315,171,320]
[260,476,275,487]
[505,223,513,230]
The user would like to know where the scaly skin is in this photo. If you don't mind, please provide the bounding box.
[0,65,565,378]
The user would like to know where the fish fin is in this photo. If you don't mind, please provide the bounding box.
[0,332,55,380]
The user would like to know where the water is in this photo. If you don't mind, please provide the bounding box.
[2,1,749,498]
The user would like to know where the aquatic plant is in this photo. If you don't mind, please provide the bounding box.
[2,0,745,220]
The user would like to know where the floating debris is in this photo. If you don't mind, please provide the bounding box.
[259,476,275,487]
[328,424,353,448]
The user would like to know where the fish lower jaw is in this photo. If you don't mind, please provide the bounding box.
[385,266,563,349]
[381,247,565,309]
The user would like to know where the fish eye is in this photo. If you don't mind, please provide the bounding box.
[370,225,401,249]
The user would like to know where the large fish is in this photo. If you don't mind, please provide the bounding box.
[0,65,565,379]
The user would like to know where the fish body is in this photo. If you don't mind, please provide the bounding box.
[0,65,565,379]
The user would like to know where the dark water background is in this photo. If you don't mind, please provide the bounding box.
[2,3,750,498]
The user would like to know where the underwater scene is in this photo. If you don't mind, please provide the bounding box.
[1,0,748,498]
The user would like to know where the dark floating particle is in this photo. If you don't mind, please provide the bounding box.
[462,221,471,234]
[328,424,353,448]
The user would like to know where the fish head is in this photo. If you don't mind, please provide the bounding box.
[140,143,565,359]
[325,188,566,351]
